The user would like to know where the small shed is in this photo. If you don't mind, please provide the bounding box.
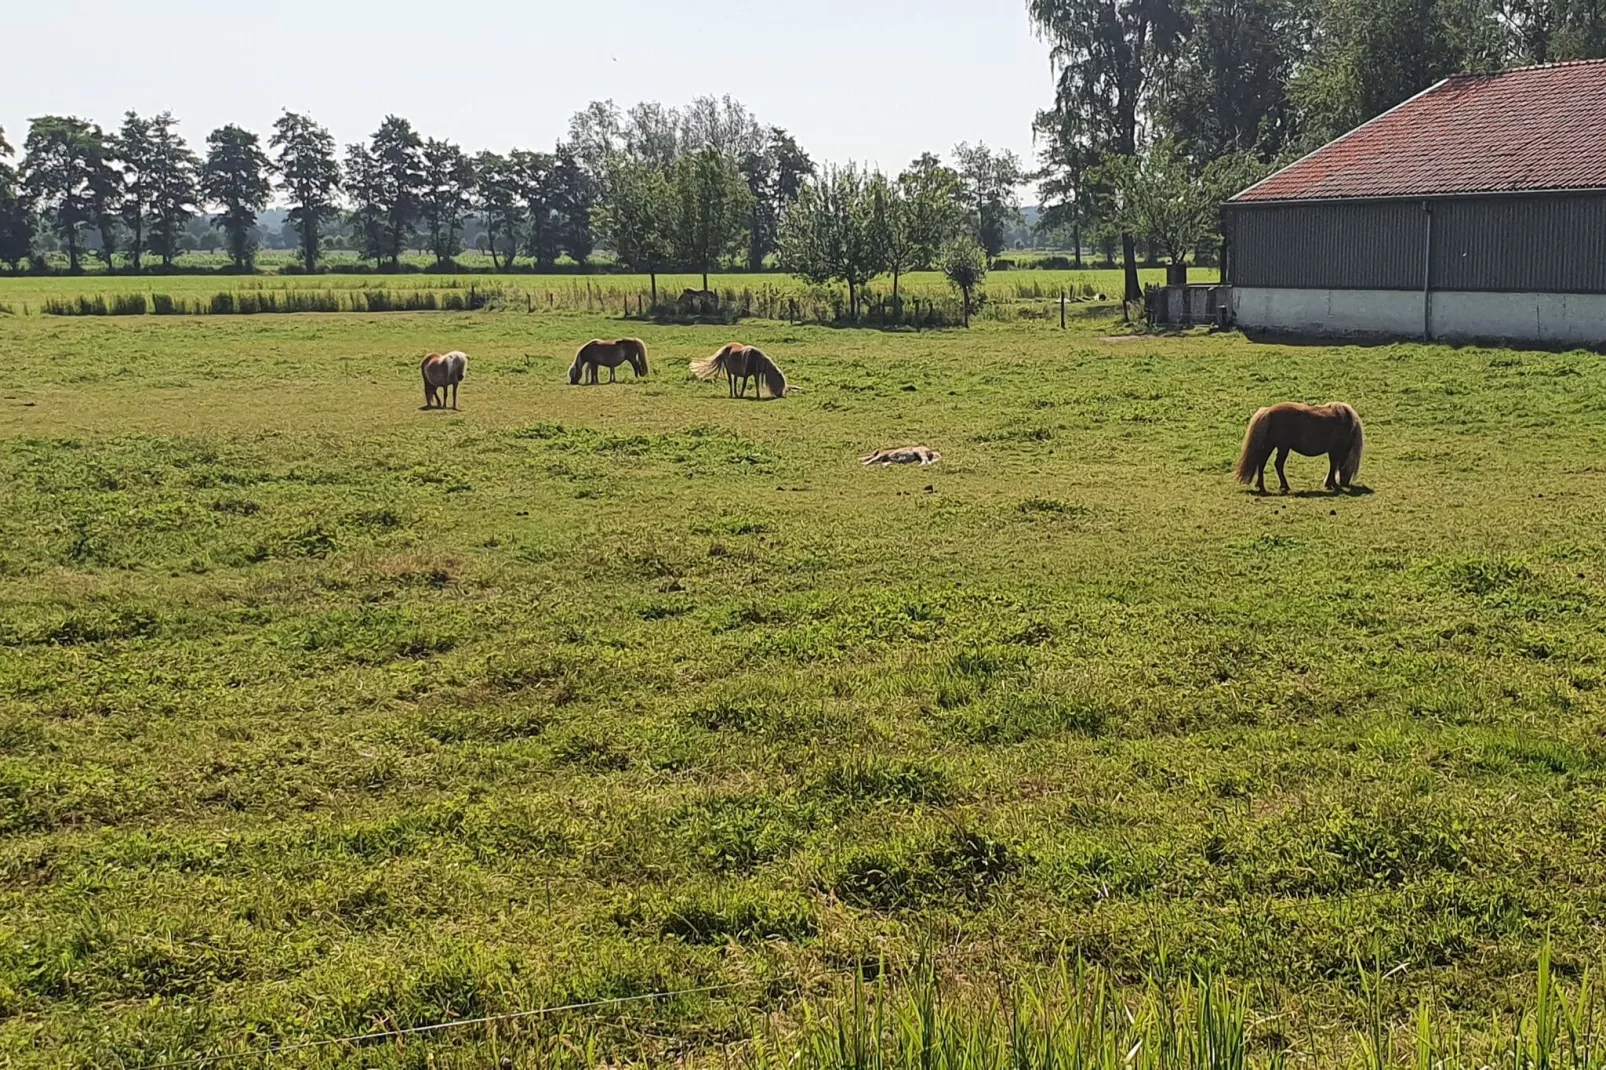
[1223,60,1606,346]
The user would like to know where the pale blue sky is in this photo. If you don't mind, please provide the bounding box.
[5,1,1056,178]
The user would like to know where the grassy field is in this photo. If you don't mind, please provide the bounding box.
[0,267,1203,318]
[2,299,1605,1067]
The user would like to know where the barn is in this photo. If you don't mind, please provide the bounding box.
[1223,60,1606,346]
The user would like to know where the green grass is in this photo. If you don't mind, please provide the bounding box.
[0,301,1603,1067]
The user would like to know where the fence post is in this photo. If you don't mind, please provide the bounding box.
[1060,290,1066,330]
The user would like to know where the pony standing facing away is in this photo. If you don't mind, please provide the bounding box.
[689,343,788,399]
[421,351,468,410]
[1234,402,1364,494]
[570,338,649,384]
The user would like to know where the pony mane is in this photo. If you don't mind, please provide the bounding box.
[751,348,787,399]
[617,337,648,376]
[570,340,599,385]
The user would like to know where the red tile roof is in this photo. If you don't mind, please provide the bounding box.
[1232,59,1606,202]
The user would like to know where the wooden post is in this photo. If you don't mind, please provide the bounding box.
[1060,289,1066,330]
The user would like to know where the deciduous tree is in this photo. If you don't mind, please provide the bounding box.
[420,138,474,268]
[779,163,886,319]
[472,151,523,271]
[952,142,1025,262]
[370,116,425,268]
[113,112,156,270]
[941,236,988,327]
[881,153,964,308]
[592,154,674,302]
[270,111,342,272]
[22,116,116,274]
[146,113,200,269]
[1028,0,1189,302]
[201,124,273,271]
[0,127,33,272]
[343,142,388,267]
[671,147,751,293]
[740,128,815,270]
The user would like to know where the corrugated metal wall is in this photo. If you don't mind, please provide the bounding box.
[1227,194,1606,293]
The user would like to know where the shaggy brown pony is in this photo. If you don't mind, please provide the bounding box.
[570,338,649,385]
[1234,402,1364,494]
[421,350,468,409]
[689,343,788,399]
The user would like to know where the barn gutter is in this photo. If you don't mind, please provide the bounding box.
[1422,200,1434,341]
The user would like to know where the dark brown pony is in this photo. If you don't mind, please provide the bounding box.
[570,338,649,384]
[689,343,788,399]
[1234,402,1364,493]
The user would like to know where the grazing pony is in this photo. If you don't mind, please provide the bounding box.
[570,338,649,384]
[689,343,788,399]
[421,351,468,410]
[1234,402,1364,494]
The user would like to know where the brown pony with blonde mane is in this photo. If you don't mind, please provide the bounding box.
[689,343,788,399]
[421,350,468,410]
[1234,401,1364,494]
[570,338,649,384]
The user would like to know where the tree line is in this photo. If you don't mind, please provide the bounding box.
[0,95,1026,299]
[1027,0,1606,302]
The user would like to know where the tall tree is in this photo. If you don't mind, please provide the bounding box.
[740,128,815,271]
[420,138,474,268]
[552,144,596,265]
[369,116,425,268]
[779,164,887,319]
[1290,0,1498,141]
[1033,107,1110,268]
[952,142,1026,261]
[1028,0,1190,302]
[270,111,342,272]
[623,102,682,169]
[201,124,273,271]
[567,100,624,178]
[680,95,766,160]
[471,151,523,271]
[0,127,33,272]
[1159,0,1305,161]
[22,116,116,274]
[145,113,200,269]
[672,147,751,293]
[343,142,388,267]
[112,112,157,271]
[592,153,675,302]
[511,149,560,266]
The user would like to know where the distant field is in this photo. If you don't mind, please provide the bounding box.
[3,303,1601,1067]
[0,267,1209,316]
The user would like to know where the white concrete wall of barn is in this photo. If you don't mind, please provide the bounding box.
[1231,287,1606,346]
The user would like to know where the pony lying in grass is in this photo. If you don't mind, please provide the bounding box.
[421,351,468,409]
[862,445,942,466]
[690,343,788,399]
[570,338,649,385]
[1234,402,1364,494]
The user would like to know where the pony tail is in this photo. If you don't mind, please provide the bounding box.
[761,355,787,399]
[1233,408,1272,484]
[1343,404,1364,480]
[689,345,729,381]
[633,340,649,376]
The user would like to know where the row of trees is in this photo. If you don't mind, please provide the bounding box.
[0,95,1029,290]
[1027,0,1606,301]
